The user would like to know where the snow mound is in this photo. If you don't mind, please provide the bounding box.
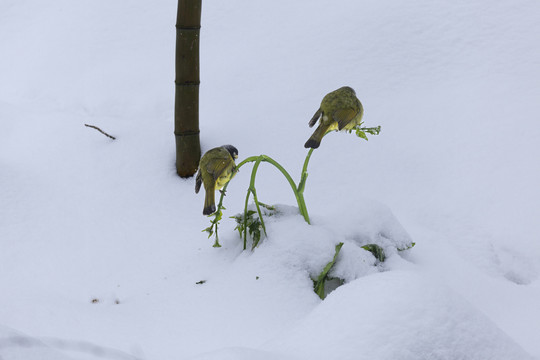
[187,347,295,360]
[0,326,132,360]
[265,270,534,360]
[224,200,414,286]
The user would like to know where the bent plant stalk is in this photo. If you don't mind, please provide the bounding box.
[202,187,227,248]
[205,122,381,248]
[209,154,312,248]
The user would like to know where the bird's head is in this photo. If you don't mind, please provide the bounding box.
[341,86,356,95]
[222,145,239,159]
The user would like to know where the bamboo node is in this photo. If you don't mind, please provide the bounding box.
[175,130,200,137]
[174,81,200,86]
[175,25,201,30]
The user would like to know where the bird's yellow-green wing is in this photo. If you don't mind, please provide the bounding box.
[333,108,358,130]
[203,148,233,182]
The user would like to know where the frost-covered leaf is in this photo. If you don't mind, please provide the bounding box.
[364,125,381,135]
[398,242,416,251]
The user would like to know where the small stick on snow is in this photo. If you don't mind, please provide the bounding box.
[84,124,116,140]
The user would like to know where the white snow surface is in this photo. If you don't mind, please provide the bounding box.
[1,0,540,359]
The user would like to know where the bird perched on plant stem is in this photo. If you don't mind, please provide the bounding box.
[195,145,238,215]
[304,86,364,149]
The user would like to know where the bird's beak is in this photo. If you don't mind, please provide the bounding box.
[234,154,238,159]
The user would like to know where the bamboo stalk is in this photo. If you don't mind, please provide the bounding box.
[174,0,202,177]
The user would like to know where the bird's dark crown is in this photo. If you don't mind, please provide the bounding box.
[341,86,356,95]
[222,144,238,158]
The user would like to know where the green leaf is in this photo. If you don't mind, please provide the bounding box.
[258,202,276,211]
[361,244,386,262]
[202,226,213,237]
[356,130,368,141]
[249,218,262,248]
[313,242,344,299]
[232,207,270,249]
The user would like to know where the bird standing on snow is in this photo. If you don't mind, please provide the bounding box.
[304,86,364,149]
[195,145,238,215]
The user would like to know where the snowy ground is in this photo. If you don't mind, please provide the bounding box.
[1,0,540,359]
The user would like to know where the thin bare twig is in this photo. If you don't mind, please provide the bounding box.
[84,124,116,140]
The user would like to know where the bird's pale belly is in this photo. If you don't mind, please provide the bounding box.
[326,116,360,132]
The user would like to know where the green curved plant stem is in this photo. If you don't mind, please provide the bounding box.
[258,155,311,224]
[242,157,268,249]
[298,148,314,194]
[302,148,315,179]
[297,148,315,222]
[203,189,227,248]
[211,154,311,248]
[250,176,267,236]
[208,125,381,248]
[242,188,251,249]
[221,155,311,224]
[236,156,262,169]
[212,231,220,248]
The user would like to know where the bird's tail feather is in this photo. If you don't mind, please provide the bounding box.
[203,187,216,215]
[304,123,329,149]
